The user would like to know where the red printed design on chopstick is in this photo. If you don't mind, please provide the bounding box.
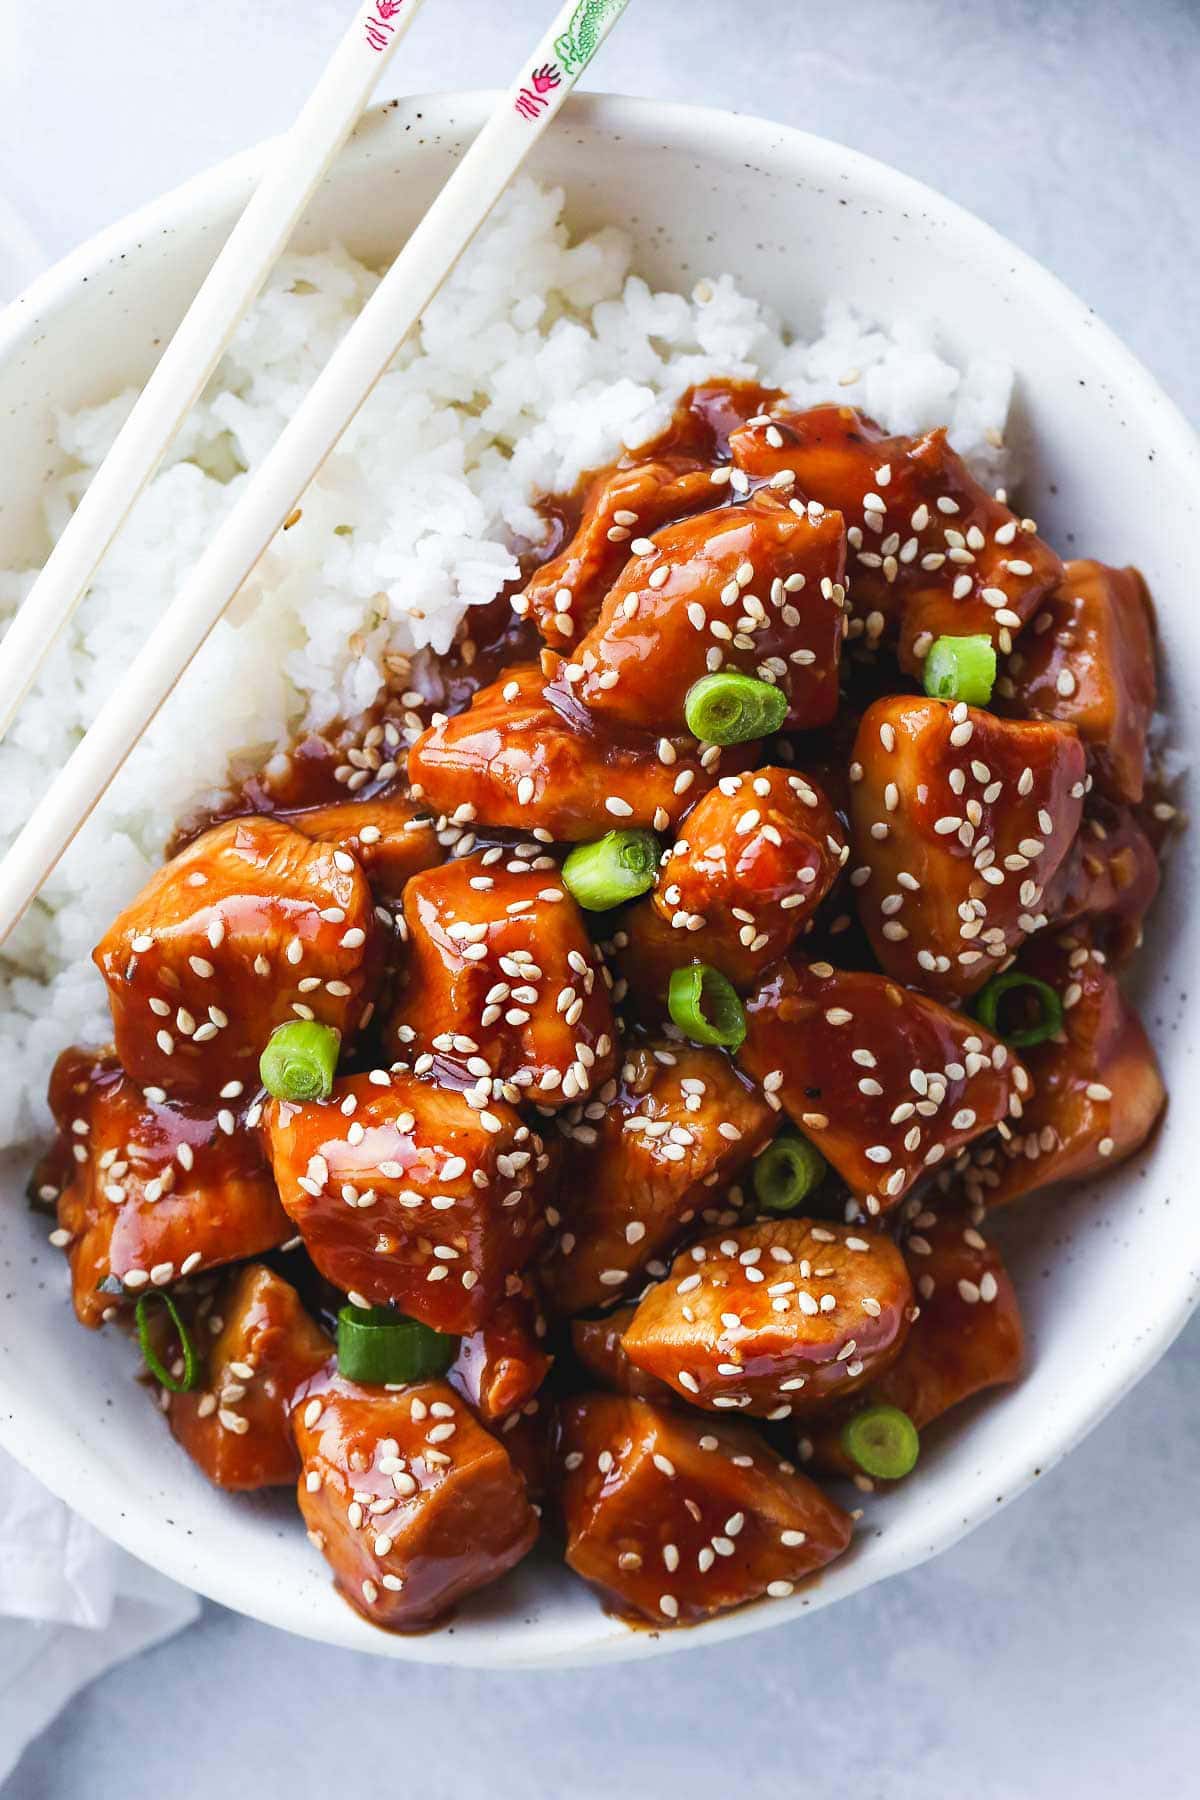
[365,0,406,52]
[514,64,562,120]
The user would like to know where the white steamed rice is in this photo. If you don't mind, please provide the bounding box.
[0,178,1014,1148]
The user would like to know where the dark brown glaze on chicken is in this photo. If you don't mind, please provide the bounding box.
[556,1394,852,1626]
[801,1202,1023,1483]
[385,853,618,1107]
[995,560,1157,807]
[292,1369,538,1631]
[164,1264,332,1489]
[620,1219,914,1418]
[47,1047,289,1327]
[36,379,1171,1636]
[264,1072,550,1334]
[739,957,1031,1215]
[848,697,1086,1002]
[540,1042,774,1315]
[728,402,1063,672]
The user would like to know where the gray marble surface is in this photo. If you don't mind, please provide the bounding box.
[2,0,1198,1792]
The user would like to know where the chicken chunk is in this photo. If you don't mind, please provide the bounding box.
[1045,804,1160,962]
[164,1264,331,1490]
[447,1288,551,1422]
[849,696,1085,1002]
[650,766,847,980]
[294,1371,538,1631]
[48,1047,289,1328]
[539,1043,774,1315]
[409,663,751,842]
[263,1072,549,1333]
[996,560,1156,805]
[739,957,1031,1214]
[492,1395,555,1504]
[515,456,718,648]
[621,1219,913,1418]
[571,1303,680,1404]
[557,1394,852,1626]
[554,496,846,733]
[387,854,618,1108]
[93,815,380,1101]
[803,1203,1023,1478]
[729,403,1062,671]
[284,791,444,901]
[961,929,1165,1207]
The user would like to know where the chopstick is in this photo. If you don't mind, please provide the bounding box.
[0,0,632,946]
[0,0,430,743]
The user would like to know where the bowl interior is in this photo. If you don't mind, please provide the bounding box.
[0,93,1197,1666]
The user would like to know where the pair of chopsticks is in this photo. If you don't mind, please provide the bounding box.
[0,0,631,945]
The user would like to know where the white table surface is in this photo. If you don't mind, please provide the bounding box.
[2,0,1198,1792]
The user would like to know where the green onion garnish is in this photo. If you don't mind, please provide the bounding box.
[259,1019,341,1102]
[754,1132,826,1213]
[667,962,747,1050]
[974,969,1064,1048]
[135,1291,201,1394]
[562,829,660,911]
[923,634,997,706]
[336,1305,458,1386]
[683,672,788,745]
[840,1404,920,1481]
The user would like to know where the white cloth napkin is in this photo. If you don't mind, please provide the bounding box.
[0,204,200,1784]
[0,1448,199,1782]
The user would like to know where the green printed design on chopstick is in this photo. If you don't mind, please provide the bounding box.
[555,0,628,72]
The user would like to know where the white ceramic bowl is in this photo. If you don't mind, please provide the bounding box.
[1,93,1197,1668]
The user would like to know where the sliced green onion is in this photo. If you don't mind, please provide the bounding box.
[136,1291,201,1394]
[754,1132,826,1213]
[337,1305,458,1385]
[259,1020,341,1102]
[668,962,746,1050]
[923,634,997,706]
[562,829,660,910]
[840,1404,920,1480]
[975,969,1064,1048]
[683,672,787,745]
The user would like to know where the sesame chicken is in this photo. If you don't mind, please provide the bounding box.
[962,928,1165,1208]
[540,1042,774,1315]
[557,1395,852,1625]
[571,1302,682,1405]
[649,765,847,982]
[283,791,445,902]
[1044,804,1160,962]
[47,1047,289,1328]
[803,1203,1024,1479]
[739,957,1030,1213]
[387,853,618,1107]
[848,696,1086,1002]
[553,496,846,733]
[293,1371,538,1631]
[164,1264,331,1490]
[409,661,751,842]
[264,1073,550,1333]
[620,1218,913,1417]
[517,456,718,649]
[447,1285,551,1422]
[995,560,1157,806]
[729,402,1062,671]
[94,815,380,1102]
